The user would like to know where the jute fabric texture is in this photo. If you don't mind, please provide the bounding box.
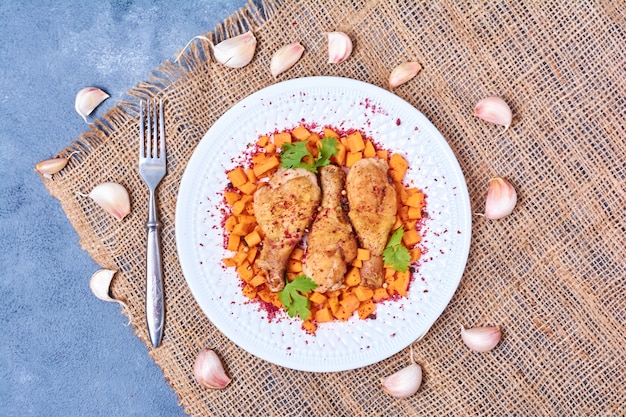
[40,1,625,415]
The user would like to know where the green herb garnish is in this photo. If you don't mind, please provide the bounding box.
[278,274,318,320]
[382,228,411,272]
[280,136,339,172]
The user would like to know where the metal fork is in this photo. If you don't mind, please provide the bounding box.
[139,99,166,347]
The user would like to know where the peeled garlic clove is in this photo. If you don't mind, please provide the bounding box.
[325,31,352,64]
[193,349,232,389]
[474,96,512,132]
[87,182,131,221]
[484,177,517,219]
[212,31,257,68]
[381,363,422,398]
[270,42,305,77]
[461,325,501,352]
[75,87,109,122]
[90,269,129,317]
[35,151,79,178]
[389,62,422,89]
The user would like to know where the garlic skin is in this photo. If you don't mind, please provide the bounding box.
[89,269,129,321]
[270,42,305,77]
[381,346,422,398]
[389,62,422,89]
[193,349,232,389]
[484,177,517,219]
[87,182,131,221]
[461,326,502,352]
[75,87,109,122]
[474,96,512,132]
[325,31,352,64]
[212,31,257,68]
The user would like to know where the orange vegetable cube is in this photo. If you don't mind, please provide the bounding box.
[363,139,376,158]
[273,132,292,148]
[357,248,371,261]
[389,153,409,182]
[292,125,311,140]
[408,207,422,220]
[373,287,389,302]
[244,230,262,247]
[377,150,389,160]
[246,246,259,263]
[309,292,327,306]
[253,155,280,177]
[231,200,247,216]
[344,267,361,287]
[302,320,317,334]
[224,215,237,233]
[351,259,363,268]
[290,247,304,260]
[249,274,267,288]
[257,287,272,303]
[222,257,237,268]
[334,306,353,321]
[357,299,376,319]
[224,191,241,206]
[340,293,360,313]
[227,234,240,251]
[264,142,276,154]
[345,151,363,167]
[287,259,303,273]
[328,296,340,314]
[257,135,269,147]
[315,307,334,323]
[394,270,411,297]
[231,222,254,236]
[236,181,257,195]
[410,247,422,261]
[353,286,374,302]
[242,284,257,299]
[402,229,421,247]
[323,128,339,139]
[331,142,347,166]
[237,261,254,282]
[406,192,425,208]
[346,131,365,152]
[227,167,248,187]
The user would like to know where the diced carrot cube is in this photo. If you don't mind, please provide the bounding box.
[224,216,237,233]
[389,153,409,182]
[344,267,361,287]
[410,247,422,261]
[257,287,272,303]
[340,293,360,313]
[246,246,259,263]
[402,229,421,247]
[292,125,311,140]
[357,299,376,319]
[244,230,262,247]
[331,142,347,166]
[334,306,352,321]
[249,274,266,288]
[394,270,411,297]
[302,320,317,334]
[246,168,257,183]
[231,200,246,216]
[377,150,389,160]
[363,140,376,158]
[406,192,425,208]
[236,181,257,195]
[224,191,241,206]
[323,128,339,139]
[357,248,371,261]
[273,132,292,148]
[257,135,269,147]
[315,307,334,323]
[237,261,254,282]
[373,287,389,302]
[345,151,363,167]
[264,142,276,154]
[346,131,365,152]
[328,296,340,314]
[232,250,248,266]
[227,234,240,251]
[227,167,248,187]
[231,222,253,236]
[408,207,422,220]
[253,155,280,177]
[353,286,374,302]
[309,292,327,306]
[290,247,304,260]
[287,259,302,273]
[242,284,257,299]
[222,257,237,267]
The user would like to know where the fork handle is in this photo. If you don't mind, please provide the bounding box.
[146,189,164,347]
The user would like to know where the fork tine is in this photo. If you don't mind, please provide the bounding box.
[152,100,159,158]
[159,99,165,159]
[139,101,145,158]
[146,101,153,158]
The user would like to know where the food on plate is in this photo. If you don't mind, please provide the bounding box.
[253,168,321,292]
[346,158,398,288]
[302,165,358,293]
[221,125,426,333]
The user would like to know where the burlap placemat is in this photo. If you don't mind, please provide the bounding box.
[40,0,624,415]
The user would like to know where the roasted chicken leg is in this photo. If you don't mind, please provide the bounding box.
[302,165,358,293]
[346,158,397,287]
[253,168,321,292]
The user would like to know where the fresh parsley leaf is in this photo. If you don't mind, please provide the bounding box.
[315,137,339,168]
[280,141,315,172]
[278,274,318,320]
[383,228,411,272]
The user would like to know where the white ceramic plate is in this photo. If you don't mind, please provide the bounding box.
[176,77,471,372]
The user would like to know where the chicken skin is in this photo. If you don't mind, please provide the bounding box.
[302,165,358,293]
[253,168,321,292]
[346,158,397,288]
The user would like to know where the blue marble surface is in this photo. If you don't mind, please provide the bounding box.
[0,1,247,416]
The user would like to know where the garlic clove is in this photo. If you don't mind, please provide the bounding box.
[389,62,422,89]
[212,31,257,68]
[193,349,232,389]
[89,269,129,321]
[75,87,109,122]
[484,177,517,219]
[474,96,513,132]
[461,325,502,352]
[270,42,305,77]
[35,151,79,178]
[325,31,353,64]
[381,345,422,398]
[87,182,131,221]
